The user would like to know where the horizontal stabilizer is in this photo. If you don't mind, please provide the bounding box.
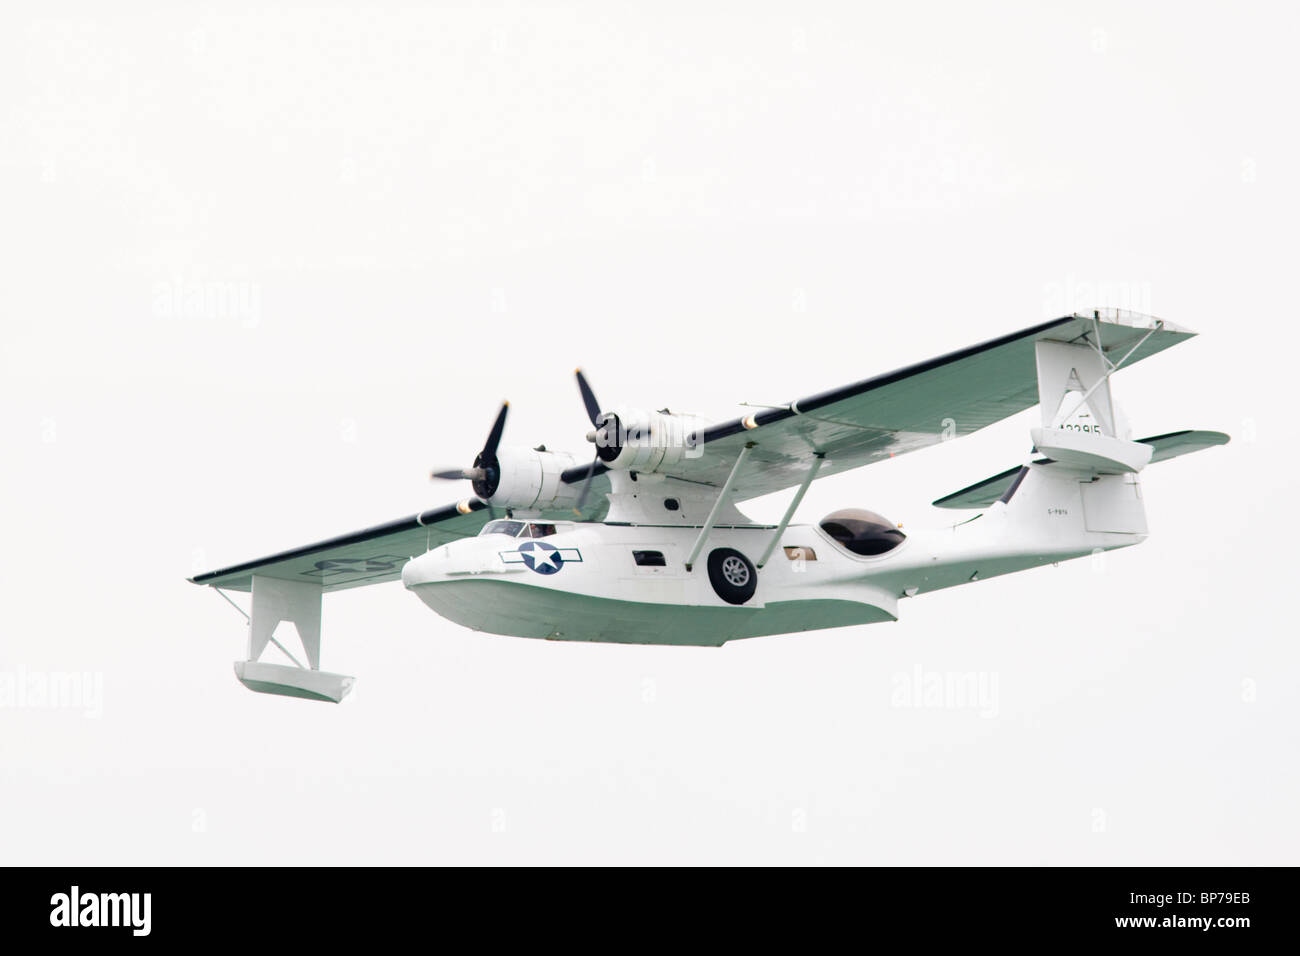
[933,430,1229,509]
[1140,429,1231,463]
[931,466,1024,510]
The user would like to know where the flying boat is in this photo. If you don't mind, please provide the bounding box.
[191,310,1228,703]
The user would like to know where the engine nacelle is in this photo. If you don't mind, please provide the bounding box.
[594,405,709,473]
[484,446,581,511]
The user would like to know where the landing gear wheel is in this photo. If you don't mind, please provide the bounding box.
[707,548,757,605]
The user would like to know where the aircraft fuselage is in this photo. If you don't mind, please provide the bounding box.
[401,469,1144,646]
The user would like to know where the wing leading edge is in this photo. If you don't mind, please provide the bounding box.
[190,499,494,593]
[636,310,1196,501]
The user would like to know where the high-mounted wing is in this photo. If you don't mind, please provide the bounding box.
[190,499,494,593]
[560,310,1196,503]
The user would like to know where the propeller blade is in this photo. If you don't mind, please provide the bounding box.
[572,453,601,515]
[482,401,509,457]
[431,467,483,481]
[575,369,602,427]
[429,401,509,511]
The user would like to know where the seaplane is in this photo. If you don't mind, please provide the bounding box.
[191,309,1228,703]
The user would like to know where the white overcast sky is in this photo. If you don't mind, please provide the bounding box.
[2,1,1297,864]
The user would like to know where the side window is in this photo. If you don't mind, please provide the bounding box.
[783,546,817,561]
[525,523,557,538]
[633,550,666,567]
[818,509,905,557]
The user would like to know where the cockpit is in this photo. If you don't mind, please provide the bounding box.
[818,509,906,556]
[479,519,559,539]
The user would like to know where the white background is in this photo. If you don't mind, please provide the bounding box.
[2,1,1296,864]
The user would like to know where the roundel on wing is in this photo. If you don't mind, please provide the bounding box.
[518,540,564,575]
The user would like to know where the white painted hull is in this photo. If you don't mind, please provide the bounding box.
[401,465,1147,645]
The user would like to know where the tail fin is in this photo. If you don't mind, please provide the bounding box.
[936,309,1226,507]
[933,309,1227,543]
[1004,464,1149,537]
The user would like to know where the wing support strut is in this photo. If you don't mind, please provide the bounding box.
[756,453,824,569]
[213,587,305,669]
[685,442,754,571]
[1056,315,1164,427]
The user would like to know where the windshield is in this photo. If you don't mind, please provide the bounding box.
[479,520,558,538]
[480,520,525,537]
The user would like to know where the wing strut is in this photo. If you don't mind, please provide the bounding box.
[685,442,754,571]
[756,453,824,569]
[213,587,306,669]
[1053,315,1164,427]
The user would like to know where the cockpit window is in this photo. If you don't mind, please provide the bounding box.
[481,519,525,537]
[819,509,906,556]
[479,520,557,538]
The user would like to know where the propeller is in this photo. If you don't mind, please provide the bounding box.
[430,401,509,517]
[572,369,613,515]
[574,369,623,461]
[575,368,602,427]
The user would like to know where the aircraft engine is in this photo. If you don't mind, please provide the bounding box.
[481,446,580,510]
[431,401,580,513]
[589,405,708,474]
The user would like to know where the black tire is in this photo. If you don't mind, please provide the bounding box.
[706,547,757,605]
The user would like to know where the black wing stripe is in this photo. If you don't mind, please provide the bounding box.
[189,499,486,585]
[1136,429,1194,444]
[559,317,1075,485]
[698,315,1074,449]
